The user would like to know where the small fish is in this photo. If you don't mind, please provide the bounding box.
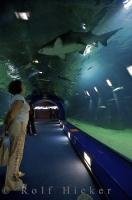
[87,66,93,71]
[57,75,71,82]
[38,28,122,59]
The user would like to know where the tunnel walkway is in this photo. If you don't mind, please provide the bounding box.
[0,121,101,200]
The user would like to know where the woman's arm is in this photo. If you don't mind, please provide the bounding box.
[4,100,24,131]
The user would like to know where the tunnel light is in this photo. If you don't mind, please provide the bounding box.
[99,105,106,109]
[60,121,63,126]
[68,132,71,139]
[60,122,62,126]
[127,65,132,76]
[113,86,124,92]
[14,12,30,20]
[94,87,98,93]
[29,71,43,77]
[34,106,58,110]
[106,79,113,87]
[123,0,132,9]
[63,125,65,130]
[84,152,91,170]
[33,60,39,64]
[86,90,90,96]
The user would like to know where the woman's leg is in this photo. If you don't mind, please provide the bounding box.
[16,122,27,172]
[3,121,27,192]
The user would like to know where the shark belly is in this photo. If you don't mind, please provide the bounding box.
[39,42,85,59]
[63,43,85,53]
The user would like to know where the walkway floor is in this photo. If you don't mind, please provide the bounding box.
[0,121,101,200]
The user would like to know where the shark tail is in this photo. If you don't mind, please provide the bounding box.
[101,40,108,46]
[100,27,122,46]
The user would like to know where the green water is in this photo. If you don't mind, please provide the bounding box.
[68,118,132,160]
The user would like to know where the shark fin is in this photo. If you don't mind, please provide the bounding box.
[54,38,63,48]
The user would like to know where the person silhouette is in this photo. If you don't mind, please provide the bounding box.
[27,102,37,136]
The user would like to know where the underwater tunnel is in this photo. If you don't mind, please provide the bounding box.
[0,0,132,199]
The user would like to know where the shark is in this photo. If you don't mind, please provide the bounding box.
[38,28,122,59]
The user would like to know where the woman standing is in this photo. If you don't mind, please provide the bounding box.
[2,80,30,193]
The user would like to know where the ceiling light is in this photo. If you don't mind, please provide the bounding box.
[123,0,132,9]
[106,79,113,87]
[33,60,39,64]
[14,12,30,20]
[85,90,90,96]
[94,87,98,93]
[82,23,86,30]
[127,65,132,76]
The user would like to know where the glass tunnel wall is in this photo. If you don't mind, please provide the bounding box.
[67,4,132,159]
[0,91,11,125]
